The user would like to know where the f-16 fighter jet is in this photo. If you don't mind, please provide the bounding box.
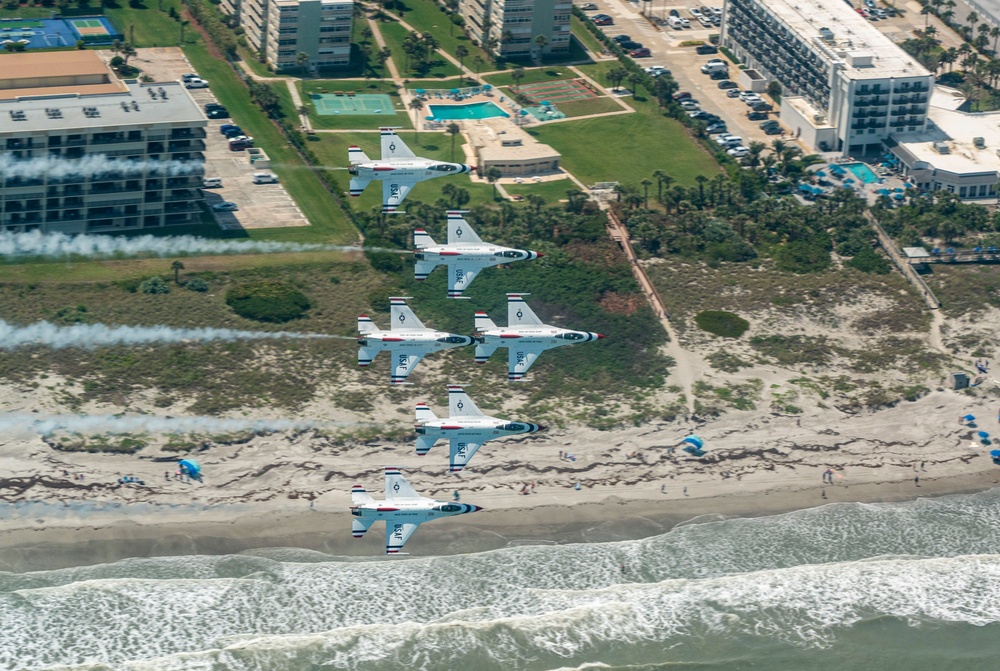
[351,467,482,555]
[348,128,475,214]
[414,384,544,472]
[474,293,604,381]
[413,211,542,299]
[357,297,473,384]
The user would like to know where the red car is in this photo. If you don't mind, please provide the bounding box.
[630,47,651,57]
[673,91,692,101]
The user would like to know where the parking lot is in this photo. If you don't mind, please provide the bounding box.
[120,47,309,230]
[581,0,937,155]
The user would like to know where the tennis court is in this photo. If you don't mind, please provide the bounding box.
[310,93,395,115]
[0,16,120,48]
[516,79,602,104]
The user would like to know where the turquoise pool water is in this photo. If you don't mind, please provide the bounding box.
[844,162,878,184]
[428,102,509,120]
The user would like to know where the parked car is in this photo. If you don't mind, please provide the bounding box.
[698,15,713,26]
[747,111,768,120]
[593,14,613,24]
[579,2,599,8]
[228,135,254,146]
[751,101,773,111]
[709,6,722,15]
[669,8,680,16]
[717,80,738,89]
[668,16,686,28]
[204,103,225,111]
[620,41,643,50]
[220,124,241,135]
[873,8,887,18]
[185,79,209,89]
[229,140,251,151]
[726,89,742,98]
[630,47,652,57]
[706,122,728,134]
[680,100,700,110]
[690,7,703,17]
[709,70,729,80]
[206,108,229,119]
[679,17,691,27]
[742,95,763,105]
[713,133,742,145]
[212,201,238,211]
[673,91,693,101]
[702,62,727,74]
[696,44,719,54]
[644,65,671,76]
[760,120,780,129]
[224,127,245,138]
[863,0,875,7]
[612,34,631,43]
[252,172,279,184]
[181,73,198,82]
[763,125,783,135]
[202,177,222,188]
[727,146,751,158]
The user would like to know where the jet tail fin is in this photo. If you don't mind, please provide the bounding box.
[475,342,499,364]
[414,259,437,281]
[357,314,378,335]
[351,485,375,507]
[415,402,438,423]
[349,176,371,197]
[415,433,437,456]
[358,346,377,367]
[475,311,497,332]
[414,228,437,249]
[352,518,375,538]
[348,146,370,165]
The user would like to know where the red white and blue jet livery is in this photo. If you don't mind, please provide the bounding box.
[414,211,543,298]
[414,384,544,472]
[474,293,605,381]
[357,297,473,384]
[351,467,482,555]
[347,128,475,214]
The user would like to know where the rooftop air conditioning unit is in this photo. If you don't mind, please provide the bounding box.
[933,142,950,154]
[974,137,986,148]
[814,114,826,123]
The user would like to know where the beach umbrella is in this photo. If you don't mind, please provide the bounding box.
[843,177,855,184]
[425,115,435,120]
[991,450,1000,458]
[964,414,976,421]
[904,182,913,187]
[798,184,813,193]
[450,88,460,93]
[178,459,201,477]
[815,170,826,177]
[415,88,425,94]
[520,109,528,115]
[876,188,891,195]
[541,100,552,106]
[979,431,990,439]
[483,84,492,90]
[893,187,904,192]
[893,193,904,200]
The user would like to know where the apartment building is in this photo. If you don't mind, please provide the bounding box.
[225,0,352,71]
[461,0,571,60]
[0,52,207,234]
[721,0,934,155]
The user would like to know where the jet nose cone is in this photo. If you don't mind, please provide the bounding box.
[535,424,547,432]
[535,252,544,259]
[596,333,605,339]
[471,505,483,512]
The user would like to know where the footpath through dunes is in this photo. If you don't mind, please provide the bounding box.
[7,491,1000,669]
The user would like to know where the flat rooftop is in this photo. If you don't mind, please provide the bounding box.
[467,117,561,163]
[783,96,834,128]
[892,91,1000,176]
[0,50,126,100]
[0,80,207,133]
[753,0,931,80]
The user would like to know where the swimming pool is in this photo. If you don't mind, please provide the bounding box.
[427,101,509,120]
[843,162,879,184]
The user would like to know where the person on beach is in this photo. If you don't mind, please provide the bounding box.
[453,490,460,501]
[915,476,920,487]
[683,486,688,496]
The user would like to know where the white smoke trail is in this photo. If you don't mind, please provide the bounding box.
[0,155,201,180]
[0,231,406,259]
[0,320,353,349]
[0,412,337,436]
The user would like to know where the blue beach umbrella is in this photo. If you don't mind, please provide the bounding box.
[893,187,904,192]
[964,414,976,422]
[415,88,425,94]
[426,115,435,120]
[876,188,891,195]
[815,170,826,177]
[893,193,904,200]
[178,459,201,477]
[798,184,813,193]
[979,431,990,439]
[991,450,1000,458]
[483,84,492,90]
[450,88,460,93]
[541,100,552,106]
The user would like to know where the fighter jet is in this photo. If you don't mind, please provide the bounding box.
[474,293,604,381]
[415,384,544,472]
[347,128,475,214]
[414,211,543,299]
[357,296,473,384]
[351,466,482,555]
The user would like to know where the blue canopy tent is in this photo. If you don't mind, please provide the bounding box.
[843,178,856,185]
[876,188,891,195]
[178,459,202,480]
[830,164,846,174]
[681,435,707,457]
[893,193,905,200]
[815,170,827,177]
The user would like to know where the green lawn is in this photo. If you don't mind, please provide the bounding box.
[484,67,578,88]
[529,110,720,188]
[555,96,624,117]
[183,44,359,243]
[387,0,491,68]
[379,19,462,79]
[299,80,412,130]
[308,131,495,214]
[106,0,196,48]
[571,15,606,55]
[505,179,579,202]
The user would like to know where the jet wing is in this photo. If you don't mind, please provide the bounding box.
[390,351,425,384]
[382,180,414,214]
[449,438,485,473]
[447,263,482,299]
[385,520,421,554]
[381,129,416,159]
[508,347,541,382]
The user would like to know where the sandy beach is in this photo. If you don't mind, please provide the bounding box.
[2,378,999,571]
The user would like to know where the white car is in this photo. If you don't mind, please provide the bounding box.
[709,6,722,15]
[185,78,209,89]
[714,134,742,146]
[644,65,670,76]
[727,146,750,157]
[680,100,700,110]
[228,135,254,145]
[743,96,763,106]
[699,15,713,26]
[679,17,691,27]
[690,7,703,17]
[212,201,239,211]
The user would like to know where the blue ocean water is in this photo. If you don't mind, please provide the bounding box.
[5,489,1000,670]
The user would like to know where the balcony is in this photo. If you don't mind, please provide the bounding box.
[170,128,207,140]
[168,140,206,153]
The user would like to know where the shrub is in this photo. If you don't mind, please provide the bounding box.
[773,240,831,273]
[186,278,209,292]
[139,276,170,294]
[695,310,749,338]
[225,280,311,322]
[846,245,891,274]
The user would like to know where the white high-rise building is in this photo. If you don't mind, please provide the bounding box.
[225,0,352,71]
[461,0,572,60]
[721,0,934,155]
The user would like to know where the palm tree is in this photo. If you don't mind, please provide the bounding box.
[377,47,391,89]
[485,166,502,200]
[770,138,787,156]
[473,55,485,77]
[511,66,525,89]
[652,169,669,202]
[991,25,1000,54]
[967,10,978,26]
[171,260,184,284]
[640,178,652,208]
[408,98,424,142]
[694,175,708,203]
[607,66,627,92]
[121,42,137,65]
[627,71,643,96]
[296,51,310,73]
[534,34,548,62]
[455,44,469,73]
[746,141,766,169]
[526,193,546,214]
[447,122,461,160]
[959,81,983,110]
